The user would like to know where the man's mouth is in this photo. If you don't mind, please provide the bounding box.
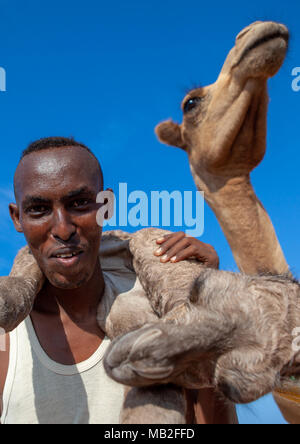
[54,251,82,259]
[50,248,84,267]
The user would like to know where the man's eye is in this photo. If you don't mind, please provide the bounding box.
[71,199,90,208]
[183,96,204,114]
[30,206,47,212]
[27,206,48,214]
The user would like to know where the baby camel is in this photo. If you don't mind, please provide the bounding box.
[104,228,300,405]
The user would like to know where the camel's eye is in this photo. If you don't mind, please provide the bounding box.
[183,97,203,114]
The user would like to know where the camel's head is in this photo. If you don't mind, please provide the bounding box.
[222,21,289,80]
[156,22,289,177]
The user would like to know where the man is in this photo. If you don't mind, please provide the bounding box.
[0,137,237,424]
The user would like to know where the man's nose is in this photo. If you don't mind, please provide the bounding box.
[51,209,76,242]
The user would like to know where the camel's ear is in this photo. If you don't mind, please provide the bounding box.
[155,120,187,151]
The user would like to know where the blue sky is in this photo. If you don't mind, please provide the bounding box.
[0,0,299,424]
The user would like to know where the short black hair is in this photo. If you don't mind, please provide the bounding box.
[20,136,103,183]
[23,136,93,160]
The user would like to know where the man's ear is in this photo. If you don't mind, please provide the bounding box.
[9,203,23,233]
[155,120,187,151]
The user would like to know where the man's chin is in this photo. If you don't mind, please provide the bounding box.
[47,273,90,290]
[40,256,101,291]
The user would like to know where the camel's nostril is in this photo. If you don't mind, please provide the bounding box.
[236,27,251,42]
[236,21,263,42]
[279,25,289,43]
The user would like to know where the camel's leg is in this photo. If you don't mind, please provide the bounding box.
[121,385,186,424]
[214,348,280,404]
[104,310,236,388]
[0,247,44,332]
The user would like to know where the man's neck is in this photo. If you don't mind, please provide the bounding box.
[33,260,105,323]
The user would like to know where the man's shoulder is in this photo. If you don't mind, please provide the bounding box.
[100,228,173,274]
[100,230,135,273]
[101,230,133,243]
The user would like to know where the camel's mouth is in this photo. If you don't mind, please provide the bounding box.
[248,30,289,53]
[238,29,289,65]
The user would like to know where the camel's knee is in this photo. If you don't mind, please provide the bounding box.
[215,351,279,404]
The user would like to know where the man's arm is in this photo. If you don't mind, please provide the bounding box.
[194,389,238,424]
[0,334,10,423]
[154,231,219,268]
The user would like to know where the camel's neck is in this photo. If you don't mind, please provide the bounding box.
[190,167,289,275]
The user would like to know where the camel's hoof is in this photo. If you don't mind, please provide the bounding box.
[104,324,175,386]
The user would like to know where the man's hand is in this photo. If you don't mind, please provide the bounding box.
[154,231,219,269]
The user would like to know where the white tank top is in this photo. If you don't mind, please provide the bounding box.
[0,316,125,424]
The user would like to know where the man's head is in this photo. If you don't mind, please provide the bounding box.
[10,137,105,290]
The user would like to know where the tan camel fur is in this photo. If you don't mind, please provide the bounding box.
[0,248,44,332]
[156,21,290,276]
[104,228,300,406]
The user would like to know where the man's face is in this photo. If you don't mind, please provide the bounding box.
[10,146,103,289]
